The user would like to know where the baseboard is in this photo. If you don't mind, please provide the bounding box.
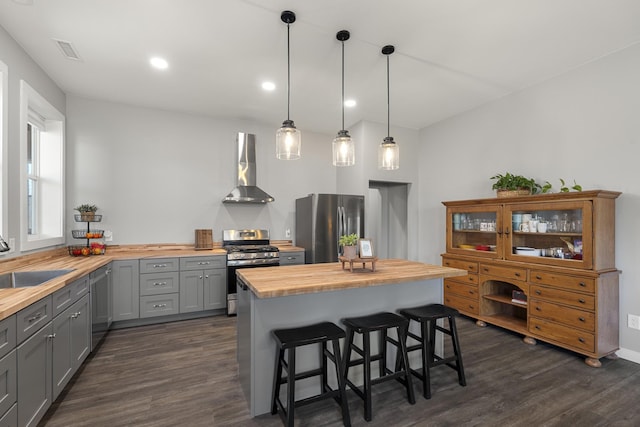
[616,347,640,365]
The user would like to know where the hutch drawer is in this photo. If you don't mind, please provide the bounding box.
[444,293,479,315]
[529,270,595,293]
[529,317,595,353]
[530,285,595,310]
[530,299,595,331]
[479,264,526,281]
[444,280,478,300]
[442,258,478,273]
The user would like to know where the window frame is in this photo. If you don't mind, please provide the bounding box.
[19,80,65,251]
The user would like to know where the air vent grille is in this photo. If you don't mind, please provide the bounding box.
[53,39,81,61]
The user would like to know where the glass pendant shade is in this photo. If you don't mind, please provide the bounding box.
[378,136,399,170]
[276,119,301,160]
[332,130,355,166]
[276,10,301,160]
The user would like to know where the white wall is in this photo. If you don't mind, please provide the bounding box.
[66,96,337,244]
[0,25,65,256]
[418,42,640,359]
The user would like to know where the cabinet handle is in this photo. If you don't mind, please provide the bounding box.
[153,304,167,308]
[205,275,209,279]
[497,230,503,235]
[198,261,210,265]
[446,284,450,289]
[199,276,203,279]
[535,290,541,295]
[514,273,521,277]
[579,282,586,287]
[469,290,474,294]
[535,307,541,311]
[579,317,585,322]
[504,227,510,235]
[536,275,542,280]
[535,325,541,330]
[444,262,450,266]
[578,299,586,304]
[483,267,489,272]
[578,337,585,343]
[153,264,168,268]
[468,265,474,270]
[287,256,295,260]
[47,333,56,339]
[71,313,79,319]
[468,305,474,309]
[153,282,167,286]
[27,312,43,323]
[468,277,474,282]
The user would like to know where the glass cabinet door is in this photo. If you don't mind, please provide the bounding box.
[504,200,593,269]
[447,205,502,258]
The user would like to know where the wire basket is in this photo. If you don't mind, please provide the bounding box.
[74,214,102,222]
[68,244,106,256]
[71,229,104,239]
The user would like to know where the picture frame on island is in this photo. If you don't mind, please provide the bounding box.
[359,238,374,258]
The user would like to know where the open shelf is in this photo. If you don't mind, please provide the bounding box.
[483,314,528,335]
[484,293,528,308]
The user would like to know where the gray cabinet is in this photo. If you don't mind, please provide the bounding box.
[204,268,226,310]
[52,294,90,400]
[140,272,179,296]
[179,256,226,313]
[140,294,179,318]
[140,258,179,317]
[280,251,305,265]
[112,260,140,321]
[0,349,16,425]
[17,320,53,427]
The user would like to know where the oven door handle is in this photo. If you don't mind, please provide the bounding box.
[238,278,248,291]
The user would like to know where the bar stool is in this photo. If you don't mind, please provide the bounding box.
[342,312,415,422]
[398,303,466,399]
[271,321,351,427]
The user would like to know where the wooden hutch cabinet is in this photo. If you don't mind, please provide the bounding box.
[441,190,620,367]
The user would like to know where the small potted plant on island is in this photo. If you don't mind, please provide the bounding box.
[74,204,98,221]
[339,233,359,260]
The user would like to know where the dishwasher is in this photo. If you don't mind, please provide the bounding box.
[91,264,113,350]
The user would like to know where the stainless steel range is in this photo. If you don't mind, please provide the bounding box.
[223,229,279,315]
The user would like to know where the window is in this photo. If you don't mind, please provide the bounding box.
[0,61,7,238]
[20,80,65,251]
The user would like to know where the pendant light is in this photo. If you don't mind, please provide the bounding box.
[378,45,399,170]
[276,10,301,160]
[332,30,355,167]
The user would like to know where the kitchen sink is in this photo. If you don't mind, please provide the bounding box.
[0,269,74,289]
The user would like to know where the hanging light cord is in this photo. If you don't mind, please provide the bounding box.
[341,39,346,131]
[386,53,390,138]
[286,22,291,122]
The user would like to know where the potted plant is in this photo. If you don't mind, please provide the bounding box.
[490,172,540,197]
[339,233,359,259]
[74,204,98,221]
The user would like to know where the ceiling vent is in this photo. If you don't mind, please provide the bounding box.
[53,39,81,61]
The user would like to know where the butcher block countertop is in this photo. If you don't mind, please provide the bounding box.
[237,258,468,298]
[0,242,303,321]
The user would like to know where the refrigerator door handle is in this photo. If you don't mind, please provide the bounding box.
[337,205,343,257]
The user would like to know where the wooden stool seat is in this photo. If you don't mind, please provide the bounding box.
[399,303,466,399]
[271,321,351,427]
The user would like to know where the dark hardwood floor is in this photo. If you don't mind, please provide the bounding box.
[40,315,640,427]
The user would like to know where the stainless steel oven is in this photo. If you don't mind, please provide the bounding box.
[223,229,279,316]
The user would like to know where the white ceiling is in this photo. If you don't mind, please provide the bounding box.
[1,0,640,135]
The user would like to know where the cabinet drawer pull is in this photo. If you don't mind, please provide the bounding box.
[578,337,585,343]
[504,227,510,235]
[535,290,542,295]
[444,262,450,266]
[579,317,585,322]
[483,267,489,272]
[468,290,474,294]
[535,307,541,311]
[536,275,542,280]
[535,325,541,330]
[497,230,503,235]
[205,275,209,279]
[153,282,167,286]
[199,276,203,279]
[468,305,475,309]
[514,272,521,277]
[287,256,296,260]
[579,282,586,287]
[27,312,43,323]
[47,333,56,339]
[198,261,210,265]
[578,299,586,304]
[71,312,79,319]
[468,277,474,282]
[153,303,167,308]
[153,264,168,268]
[467,265,474,270]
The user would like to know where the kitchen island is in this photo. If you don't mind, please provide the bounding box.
[236,258,467,417]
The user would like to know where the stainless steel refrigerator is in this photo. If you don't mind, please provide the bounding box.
[295,193,365,263]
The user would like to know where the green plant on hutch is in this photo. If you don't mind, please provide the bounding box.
[490,172,540,197]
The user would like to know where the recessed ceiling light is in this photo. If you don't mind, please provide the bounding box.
[344,99,356,108]
[150,57,168,70]
[262,81,276,91]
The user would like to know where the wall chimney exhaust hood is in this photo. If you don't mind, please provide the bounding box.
[223,133,275,204]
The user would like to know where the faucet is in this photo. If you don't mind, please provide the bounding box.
[0,235,9,252]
